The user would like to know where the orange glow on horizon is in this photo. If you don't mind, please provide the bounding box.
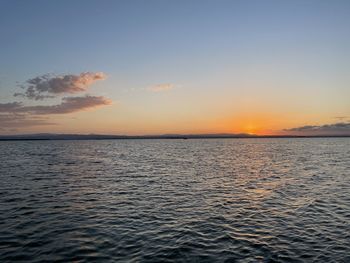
[204,112,284,135]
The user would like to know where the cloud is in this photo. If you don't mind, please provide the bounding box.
[14,72,106,100]
[148,83,174,92]
[0,95,111,131]
[284,122,350,135]
[334,116,349,121]
[0,71,112,132]
[0,102,23,111]
[24,96,112,114]
[0,95,112,115]
[0,114,55,129]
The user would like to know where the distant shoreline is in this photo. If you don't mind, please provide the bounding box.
[0,134,349,141]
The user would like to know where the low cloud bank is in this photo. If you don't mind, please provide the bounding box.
[284,122,350,135]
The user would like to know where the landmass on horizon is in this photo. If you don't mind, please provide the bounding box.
[0,132,349,141]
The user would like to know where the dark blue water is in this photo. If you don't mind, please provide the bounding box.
[0,138,349,262]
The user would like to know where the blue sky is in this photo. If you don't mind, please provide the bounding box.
[0,0,349,134]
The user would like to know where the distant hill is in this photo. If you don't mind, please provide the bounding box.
[0,133,349,140]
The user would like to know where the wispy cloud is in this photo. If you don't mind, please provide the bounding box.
[0,114,55,129]
[0,95,112,115]
[334,116,349,121]
[284,122,350,135]
[148,83,174,92]
[14,72,106,100]
[24,96,112,114]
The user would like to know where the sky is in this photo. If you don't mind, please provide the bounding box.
[0,0,349,135]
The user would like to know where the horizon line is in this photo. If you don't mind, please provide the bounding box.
[0,132,349,141]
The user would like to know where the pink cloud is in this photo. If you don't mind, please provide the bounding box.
[148,83,174,92]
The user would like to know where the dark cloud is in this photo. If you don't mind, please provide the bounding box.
[284,122,350,135]
[0,102,23,111]
[0,95,112,115]
[14,72,106,100]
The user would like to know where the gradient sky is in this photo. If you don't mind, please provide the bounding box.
[0,0,349,135]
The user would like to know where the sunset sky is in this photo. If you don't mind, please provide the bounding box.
[0,0,349,135]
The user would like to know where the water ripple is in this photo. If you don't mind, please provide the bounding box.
[0,138,349,262]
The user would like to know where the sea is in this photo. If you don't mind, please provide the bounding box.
[0,138,349,262]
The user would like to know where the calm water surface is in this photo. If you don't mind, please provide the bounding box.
[0,138,349,262]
